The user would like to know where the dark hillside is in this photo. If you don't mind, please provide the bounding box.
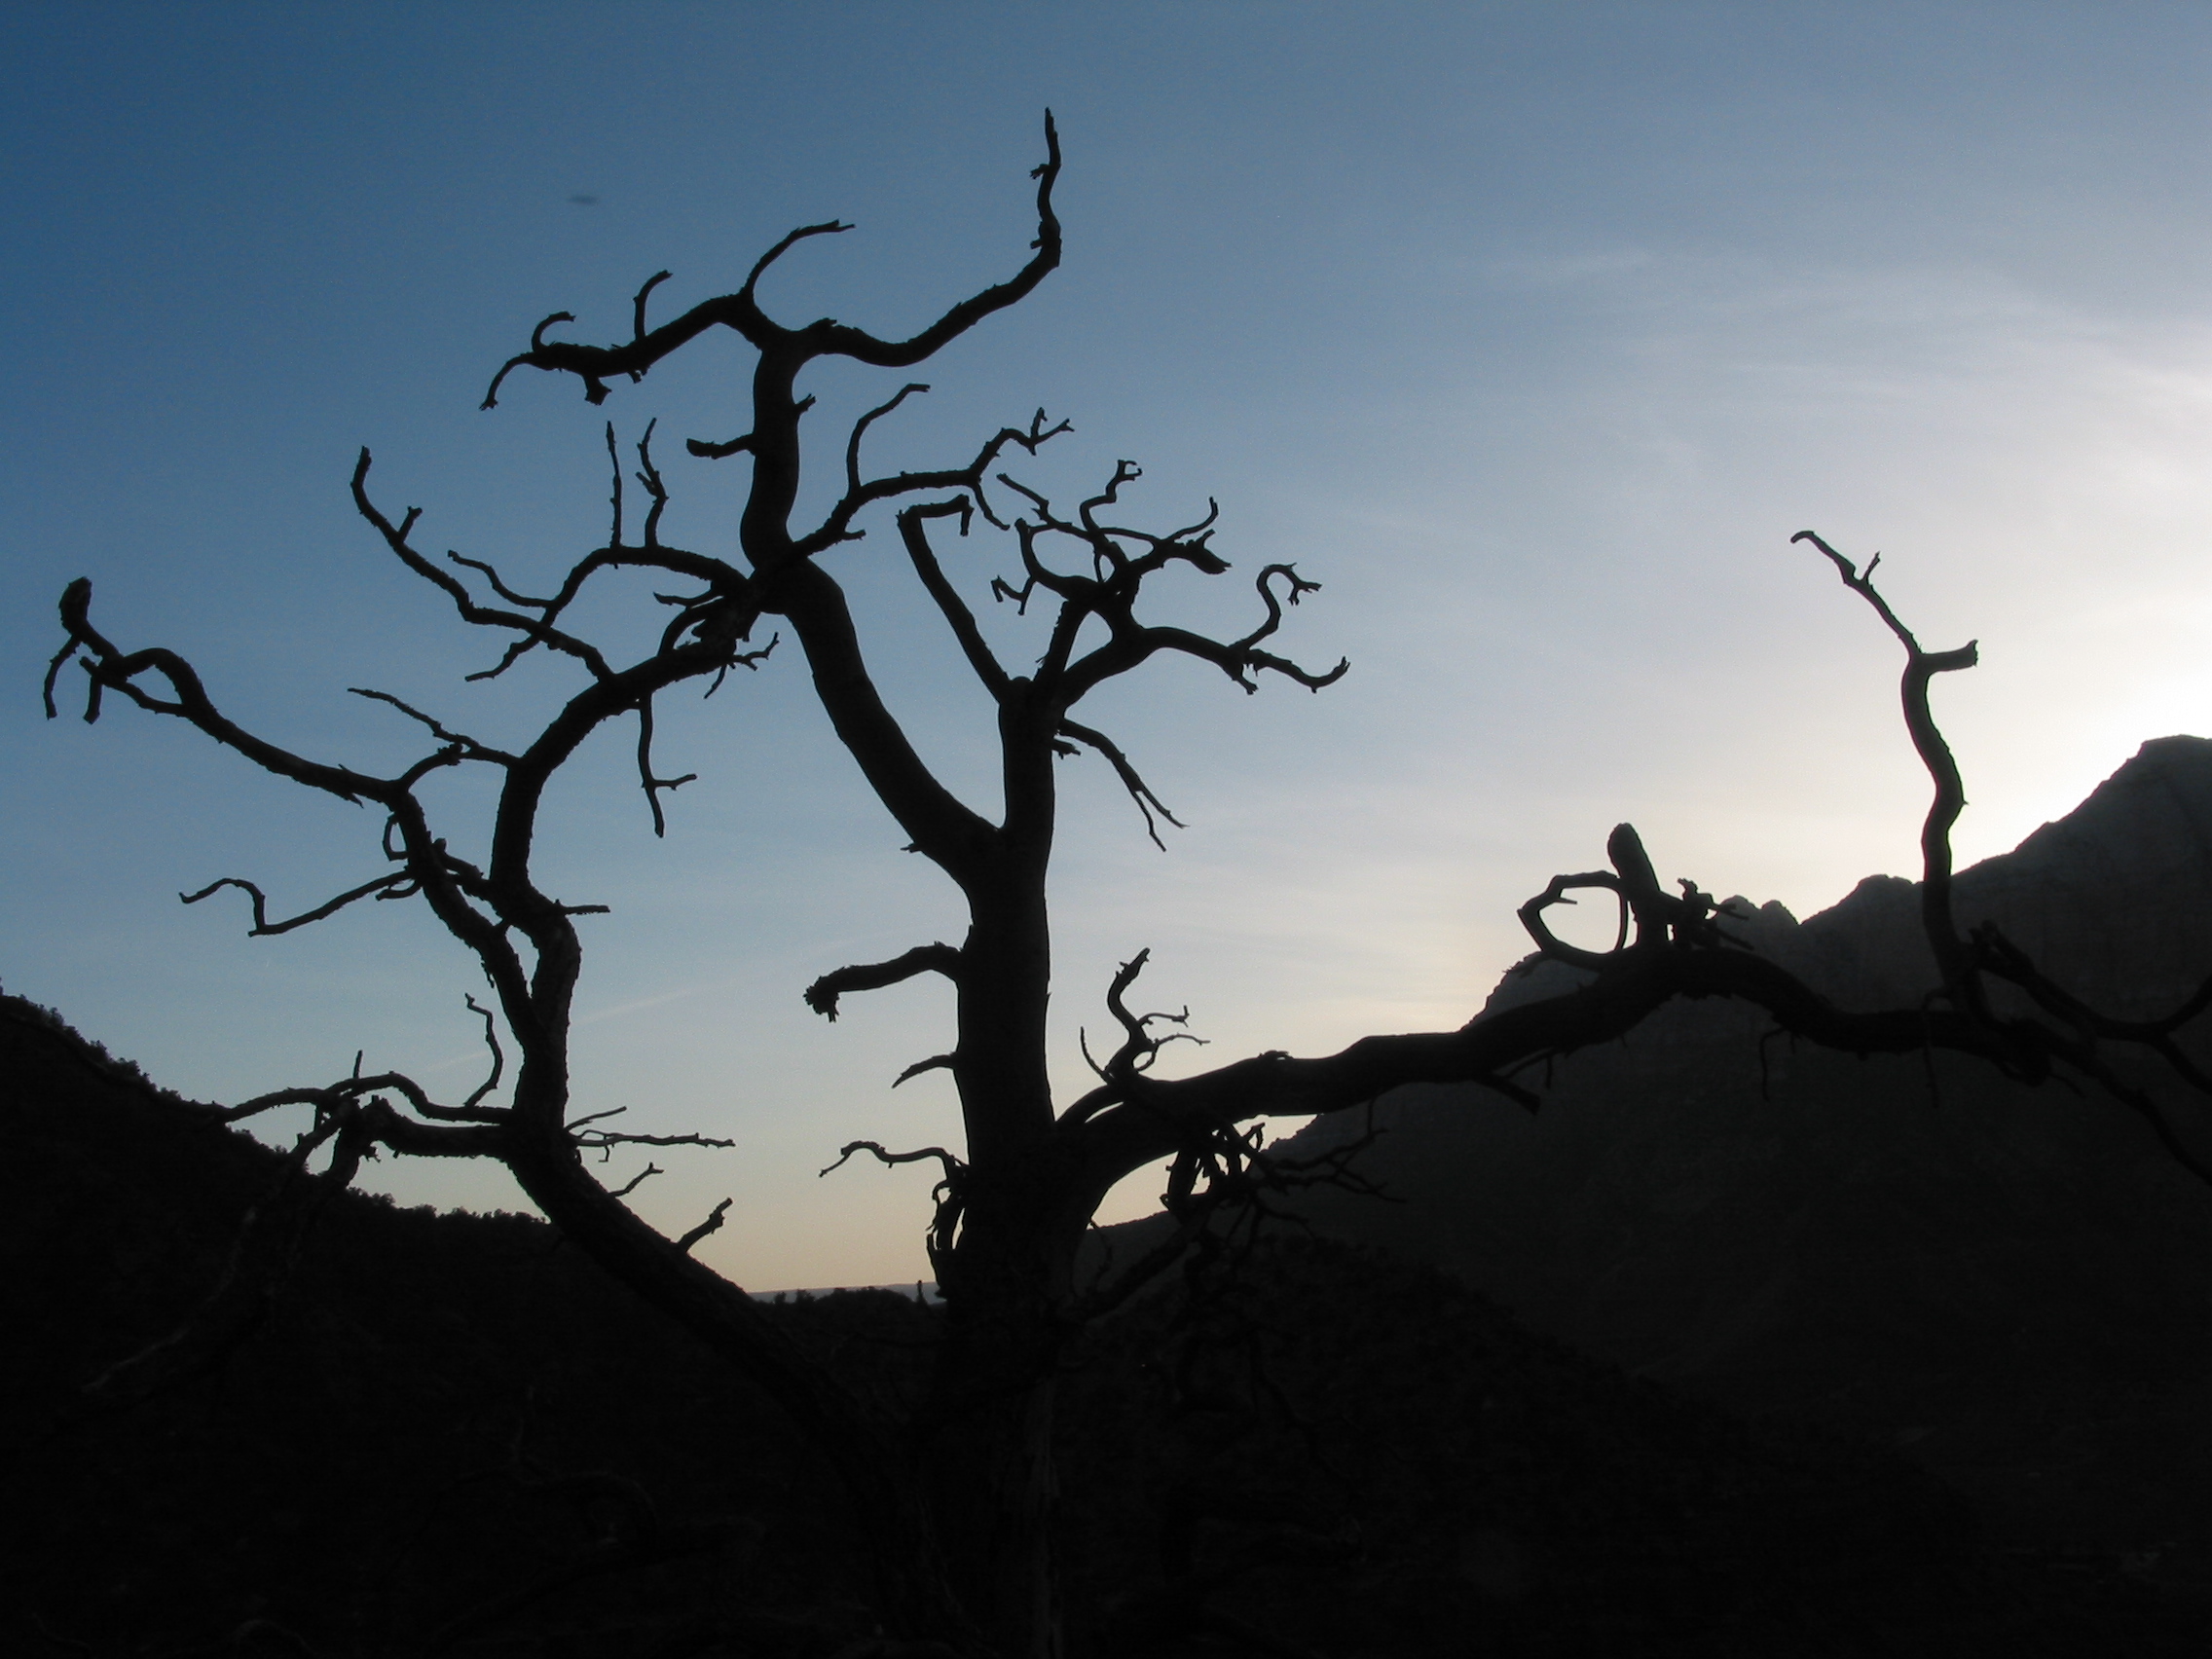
[9,992,2211,1653]
[1061,1236,2212,1656]
[1233,736,2212,1591]
[0,993,901,1655]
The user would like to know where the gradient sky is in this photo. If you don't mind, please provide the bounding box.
[9,3,2212,1288]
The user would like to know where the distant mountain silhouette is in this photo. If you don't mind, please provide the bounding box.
[1227,734,2212,1582]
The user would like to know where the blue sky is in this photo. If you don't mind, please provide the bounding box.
[9,3,2212,1287]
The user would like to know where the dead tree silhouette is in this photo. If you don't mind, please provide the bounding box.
[44,116,2212,1656]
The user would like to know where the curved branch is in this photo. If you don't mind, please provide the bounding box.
[808,110,1062,370]
[741,221,853,313]
[847,382,932,494]
[1516,870,1627,971]
[1057,719,1184,850]
[1233,563,1325,652]
[821,1140,965,1182]
[445,550,556,608]
[632,269,672,343]
[894,1053,957,1088]
[461,994,506,1113]
[804,942,963,1020]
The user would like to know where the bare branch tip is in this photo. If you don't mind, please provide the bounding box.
[675,1198,732,1255]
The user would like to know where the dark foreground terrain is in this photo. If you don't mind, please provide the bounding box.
[7,991,2211,1657]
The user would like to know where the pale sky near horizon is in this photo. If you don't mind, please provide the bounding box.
[9,3,2212,1287]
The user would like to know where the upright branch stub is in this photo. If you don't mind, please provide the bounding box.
[1092,948,1205,1083]
[676,1198,733,1255]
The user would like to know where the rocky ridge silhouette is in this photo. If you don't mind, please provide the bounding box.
[1255,735,2212,1587]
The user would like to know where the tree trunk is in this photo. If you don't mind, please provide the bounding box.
[922,1205,1081,1659]
[925,1365,1062,1658]
[501,1138,986,1646]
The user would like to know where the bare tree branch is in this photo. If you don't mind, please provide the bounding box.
[608,1161,662,1199]
[461,993,506,1113]
[805,942,963,1020]
[821,1140,965,1182]
[899,500,1013,698]
[349,687,517,762]
[352,454,618,682]
[1794,530,1982,1014]
[894,1053,957,1088]
[1057,719,1184,849]
[480,113,1060,410]
[820,1141,968,1284]
[793,404,1072,561]
[676,1198,732,1254]
[181,872,417,937]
